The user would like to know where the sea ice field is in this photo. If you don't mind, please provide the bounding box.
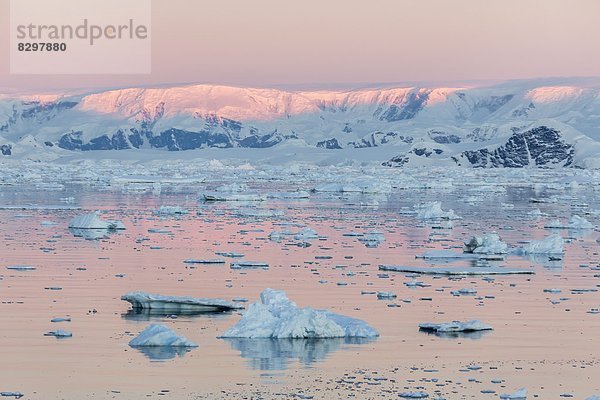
[1,158,600,399]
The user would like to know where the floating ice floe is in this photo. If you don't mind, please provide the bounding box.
[183,259,225,264]
[379,265,534,275]
[68,211,125,230]
[357,231,385,248]
[312,181,391,194]
[266,191,311,199]
[399,392,429,399]
[51,317,71,323]
[269,228,320,244]
[235,207,283,218]
[545,215,595,230]
[230,261,269,270]
[377,292,397,299]
[202,185,265,201]
[463,233,508,254]
[516,234,564,255]
[0,392,24,399]
[419,320,492,333]
[44,330,72,338]
[416,201,460,220]
[6,265,36,271]
[219,288,379,339]
[129,324,198,347]
[499,388,527,399]
[154,206,189,215]
[121,292,244,313]
[586,396,600,400]
[203,193,265,201]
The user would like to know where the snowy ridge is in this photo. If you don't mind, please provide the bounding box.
[1,79,600,167]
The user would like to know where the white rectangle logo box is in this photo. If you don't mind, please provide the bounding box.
[10,0,151,74]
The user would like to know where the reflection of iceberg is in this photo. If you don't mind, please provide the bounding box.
[133,345,194,361]
[122,308,234,321]
[419,329,491,340]
[224,337,374,370]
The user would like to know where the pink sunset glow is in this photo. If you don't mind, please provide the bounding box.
[1,0,599,92]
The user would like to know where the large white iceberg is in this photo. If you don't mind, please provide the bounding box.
[68,211,125,230]
[463,233,508,254]
[220,289,379,339]
[416,202,460,220]
[121,292,244,312]
[129,324,198,347]
[517,234,564,255]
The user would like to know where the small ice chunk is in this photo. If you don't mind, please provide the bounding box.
[377,292,397,299]
[68,211,125,230]
[44,330,72,338]
[499,388,527,399]
[154,206,189,215]
[220,288,379,339]
[51,317,71,323]
[419,320,493,333]
[129,324,198,347]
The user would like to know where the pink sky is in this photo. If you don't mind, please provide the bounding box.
[1,0,599,92]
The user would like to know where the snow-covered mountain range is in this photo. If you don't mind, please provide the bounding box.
[1,79,600,168]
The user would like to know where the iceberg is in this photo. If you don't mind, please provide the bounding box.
[358,231,385,248]
[545,215,594,230]
[499,388,527,399]
[463,233,508,254]
[419,320,492,333]
[68,211,125,230]
[129,324,198,347]
[517,234,564,254]
[121,292,244,313]
[416,201,460,220]
[220,289,379,339]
